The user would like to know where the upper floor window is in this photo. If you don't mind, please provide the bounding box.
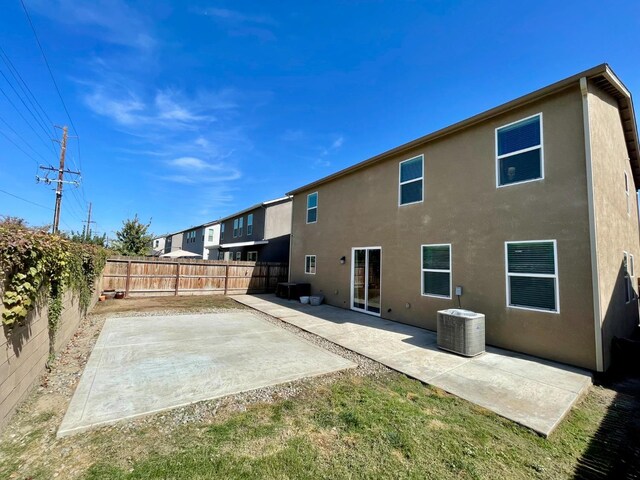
[238,217,244,236]
[233,219,239,238]
[399,155,423,205]
[220,223,225,240]
[506,240,558,313]
[307,192,318,224]
[496,114,543,187]
[154,240,159,247]
[247,214,253,236]
[625,171,631,216]
[207,229,214,242]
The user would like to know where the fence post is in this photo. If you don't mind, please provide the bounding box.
[175,262,181,296]
[124,260,132,298]
[266,264,271,293]
[224,264,229,295]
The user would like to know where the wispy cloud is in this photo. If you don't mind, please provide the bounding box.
[159,156,242,185]
[317,135,345,166]
[29,0,156,51]
[280,129,345,168]
[200,8,276,26]
[83,86,226,129]
[194,6,277,41]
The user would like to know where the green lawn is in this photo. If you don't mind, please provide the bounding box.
[67,372,606,480]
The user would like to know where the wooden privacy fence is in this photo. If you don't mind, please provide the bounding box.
[102,256,288,297]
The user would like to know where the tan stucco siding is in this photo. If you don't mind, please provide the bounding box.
[291,87,597,369]
[264,201,292,239]
[589,83,640,370]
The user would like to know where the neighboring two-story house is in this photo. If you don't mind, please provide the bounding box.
[150,236,166,256]
[203,221,221,260]
[218,197,292,262]
[163,231,183,255]
[287,64,640,372]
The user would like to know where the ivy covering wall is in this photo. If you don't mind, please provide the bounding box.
[0,221,107,346]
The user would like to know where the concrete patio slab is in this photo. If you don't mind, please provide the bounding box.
[234,294,592,436]
[58,312,355,437]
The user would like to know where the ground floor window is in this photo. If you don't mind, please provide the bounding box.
[506,240,559,313]
[624,252,636,303]
[305,255,316,274]
[421,244,451,298]
[218,251,225,260]
[247,251,258,261]
[235,251,242,261]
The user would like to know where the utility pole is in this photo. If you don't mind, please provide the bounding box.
[83,202,95,240]
[52,126,68,233]
[36,126,81,234]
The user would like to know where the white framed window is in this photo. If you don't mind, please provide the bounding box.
[624,251,636,303]
[247,214,253,236]
[233,219,239,238]
[399,155,423,206]
[247,251,258,261]
[218,251,225,260]
[496,113,543,187]
[307,192,318,224]
[505,240,559,313]
[625,171,631,216]
[235,251,242,261]
[238,217,244,236]
[220,223,225,240]
[421,244,451,298]
[305,255,316,274]
[207,229,214,242]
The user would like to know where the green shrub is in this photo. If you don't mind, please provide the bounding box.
[0,220,108,343]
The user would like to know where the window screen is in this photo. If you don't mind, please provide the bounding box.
[506,241,558,312]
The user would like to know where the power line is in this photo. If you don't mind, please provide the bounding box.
[20,0,87,203]
[0,112,51,165]
[0,68,57,156]
[0,187,51,210]
[0,128,41,166]
[19,0,79,145]
[0,45,56,138]
[0,83,56,156]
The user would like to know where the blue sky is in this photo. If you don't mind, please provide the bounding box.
[0,0,639,238]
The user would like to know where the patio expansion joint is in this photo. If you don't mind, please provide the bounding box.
[77,339,108,423]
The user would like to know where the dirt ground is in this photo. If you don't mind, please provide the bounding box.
[91,294,244,315]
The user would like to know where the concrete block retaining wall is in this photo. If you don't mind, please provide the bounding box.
[0,283,100,430]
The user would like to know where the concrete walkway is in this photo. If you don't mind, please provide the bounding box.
[234,294,592,436]
[58,312,355,437]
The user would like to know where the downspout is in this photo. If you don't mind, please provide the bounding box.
[287,195,293,283]
[581,77,604,372]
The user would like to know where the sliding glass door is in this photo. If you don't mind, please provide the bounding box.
[351,247,381,315]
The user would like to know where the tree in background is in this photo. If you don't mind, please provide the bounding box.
[64,230,108,247]
[112,215,153,256]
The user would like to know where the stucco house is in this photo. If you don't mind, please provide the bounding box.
[287,64,640,372]
[203,221,221,260]
[150,236,166,256]
[218,197,292,262]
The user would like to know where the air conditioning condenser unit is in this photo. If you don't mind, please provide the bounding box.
[437,309,485,357]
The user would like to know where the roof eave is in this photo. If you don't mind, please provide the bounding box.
[287,63,638,196]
